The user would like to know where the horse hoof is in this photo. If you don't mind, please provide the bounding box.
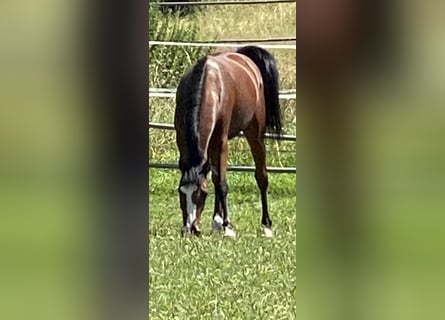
[191,225,201,237]
[263,227,273,238]
[212,215,224,232]
[223,227,236,238]
[181,227,191,237]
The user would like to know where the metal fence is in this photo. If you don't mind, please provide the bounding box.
[148,120,296,173]
[149,0,296,173]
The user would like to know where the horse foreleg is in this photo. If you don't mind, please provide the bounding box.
[211,170,224,232]
[209,139,235,237]
[217,178,235,237]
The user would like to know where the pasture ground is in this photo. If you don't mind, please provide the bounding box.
[149,170,296,319]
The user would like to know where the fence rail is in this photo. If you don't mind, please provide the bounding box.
[149,92,296,99]
[149,122,296,141]
[150,37,295,44]
[149,88,296,100]
[149,41,296,49]
[153,0,296,6]
[149,162,296,173]
[150,88,296,94]
[194,37,295,43]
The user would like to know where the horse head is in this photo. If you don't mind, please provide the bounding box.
[178,165,209,236]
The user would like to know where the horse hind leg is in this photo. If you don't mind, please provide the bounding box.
[244,129,274,237]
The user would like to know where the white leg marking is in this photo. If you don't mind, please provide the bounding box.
[180,184,198,228]
[223,227,236,238]
[212,214,224,232]
[263,227,274,238]
[181,226,191,236]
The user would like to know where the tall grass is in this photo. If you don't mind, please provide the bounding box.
[149,1,209,88]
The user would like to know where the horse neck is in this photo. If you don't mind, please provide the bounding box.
[196,100,218,167]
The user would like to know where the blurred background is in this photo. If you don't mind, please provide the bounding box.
[296,0,445,319]
[0,0,97,319]
[0,1,147,320]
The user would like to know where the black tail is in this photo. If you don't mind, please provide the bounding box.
[175,56,208,170]
[236,46,282,136]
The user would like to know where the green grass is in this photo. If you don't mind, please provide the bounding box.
[149,169,296,319]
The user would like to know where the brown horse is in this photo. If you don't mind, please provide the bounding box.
[174,46,282,237]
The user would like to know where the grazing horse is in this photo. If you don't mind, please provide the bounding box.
[174,46,282,237]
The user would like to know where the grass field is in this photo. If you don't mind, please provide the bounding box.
[149,170,296,319]
[149,2,297,319]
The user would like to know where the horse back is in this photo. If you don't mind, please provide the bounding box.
[205,53,265,138]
